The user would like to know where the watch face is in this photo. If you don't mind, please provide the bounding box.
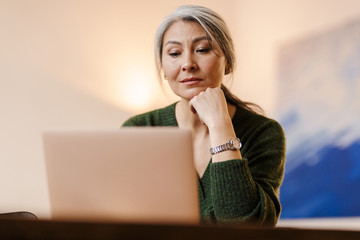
[231,138,241,149]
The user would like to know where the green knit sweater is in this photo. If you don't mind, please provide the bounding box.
[122,102,286,226]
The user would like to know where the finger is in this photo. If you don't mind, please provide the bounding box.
[189,98,206,125]
[189,95,199,114]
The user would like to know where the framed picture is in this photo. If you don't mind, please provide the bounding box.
[277,19,360,218]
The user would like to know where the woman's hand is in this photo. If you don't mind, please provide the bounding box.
[189,87,231,129]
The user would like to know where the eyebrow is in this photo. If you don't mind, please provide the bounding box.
[165,36,210,46]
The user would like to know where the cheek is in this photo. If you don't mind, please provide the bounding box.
[162,61,179,78]
[204,58,225,79]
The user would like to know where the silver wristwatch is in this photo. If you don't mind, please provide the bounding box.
[210,137,242,155]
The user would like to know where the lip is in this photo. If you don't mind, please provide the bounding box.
[180,77,203,86]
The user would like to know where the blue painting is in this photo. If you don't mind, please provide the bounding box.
[277,19,360,218]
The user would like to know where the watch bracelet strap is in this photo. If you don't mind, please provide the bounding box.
[210,142,233,155]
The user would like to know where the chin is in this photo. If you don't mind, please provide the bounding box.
[181,90,205,100]
[173,85,214,100]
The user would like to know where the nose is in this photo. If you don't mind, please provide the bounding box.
[182,54,198,72]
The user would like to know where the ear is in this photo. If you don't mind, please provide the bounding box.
[225,63,232,75]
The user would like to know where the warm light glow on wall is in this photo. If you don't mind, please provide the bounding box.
[113,60,159,113]
[120,69,154,111]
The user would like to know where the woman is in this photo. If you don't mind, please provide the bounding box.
[122,5,286,226]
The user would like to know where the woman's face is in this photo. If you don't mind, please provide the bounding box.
[161,20,226,100]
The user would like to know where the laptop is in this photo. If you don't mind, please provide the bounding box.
[43,127,199,224]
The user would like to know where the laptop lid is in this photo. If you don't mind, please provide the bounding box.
[43,127,199,224]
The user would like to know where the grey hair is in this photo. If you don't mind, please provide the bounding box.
[154,5,236,80]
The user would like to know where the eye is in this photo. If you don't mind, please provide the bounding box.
[169,51,181,57]
[196,47,211,54]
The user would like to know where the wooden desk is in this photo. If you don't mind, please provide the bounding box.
[1,219,360,240]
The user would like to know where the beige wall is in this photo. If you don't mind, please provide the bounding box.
[1,0,360,220]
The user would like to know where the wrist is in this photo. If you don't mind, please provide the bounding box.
[207,117,233,132]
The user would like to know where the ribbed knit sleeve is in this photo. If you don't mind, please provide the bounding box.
[210,159,259,220]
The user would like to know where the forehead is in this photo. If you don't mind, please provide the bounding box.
[163,20,207,42]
